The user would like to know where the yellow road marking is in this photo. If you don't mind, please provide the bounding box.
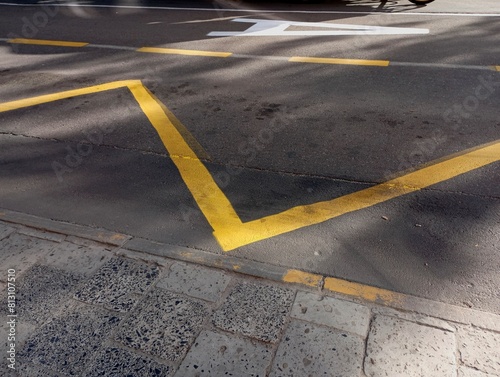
[8,38,88,47]
[1,82,499,252]
[289,56,390,67]
[138,47,232,58]
[495,66,500,72]
[283,270,323,287]
[324,277,404,305]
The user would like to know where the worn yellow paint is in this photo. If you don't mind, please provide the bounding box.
[233,265,241,271]
[1,81,499,252]
[283,269,323,287]
[495,66,500,72]
[8,38,88,47]
[324,277,404,305]
[138,47,232,58]
[289,56,390,67]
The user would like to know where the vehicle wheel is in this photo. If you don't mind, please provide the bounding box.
[408,0,434,4]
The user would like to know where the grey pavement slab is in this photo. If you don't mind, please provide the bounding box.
[44,240,112,276]
[157,262,231,302]
[212,282,295,343]
[458,326,500,376]
[365,315,457,377]
[0,232,57,281]
[269,320,364,377]
[74,257,160,312]
[19,305,122,376]
[176,330,273,377]
[0,222,15,240]
[85,347,172,377]
[291,291,370,338]
[6,264,81,325]
[114,288,208,362]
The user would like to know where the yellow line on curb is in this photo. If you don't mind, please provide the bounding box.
[8,38,89,47]
[138,47,232,58]
[324,277,404,305]
[289,56,390,67]
[283,270,323,287]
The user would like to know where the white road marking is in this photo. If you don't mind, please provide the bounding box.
[208,18,429,37]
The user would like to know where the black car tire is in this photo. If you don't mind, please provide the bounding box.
[408,0,435,4]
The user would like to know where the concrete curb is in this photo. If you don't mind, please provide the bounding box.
[1,207,499,333]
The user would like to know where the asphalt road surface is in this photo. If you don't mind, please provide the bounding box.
[0,0,499,313]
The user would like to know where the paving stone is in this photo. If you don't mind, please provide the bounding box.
[18,305,121,376]
[44,241,112,276]
[458,326,500,376]
[1,265,81,325]
[372,307,456,333]
[74,257,160,312]
[176,330,273,377]
[0,222,15,240]
[212,282,294,343]
[17,363,69,377]
[0,233,57,281]
[291,291,370,337]
[157,262,231,302]
[1,320,36,377]
[85,347,172,377]
[365,315,456,377]
[458,366,494,377]
[269,320,364,377]
[115,289,208,361]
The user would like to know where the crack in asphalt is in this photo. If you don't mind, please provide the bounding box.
[1,131,498,200]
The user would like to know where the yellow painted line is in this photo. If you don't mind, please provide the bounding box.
[324,277,404,305]
[1,82,499,252]
[289,56,390,67]
[213,140,500,250]
[138,47,232,58]
[283,269,323,287]
[8,38,88,47]
[495,66,500,72]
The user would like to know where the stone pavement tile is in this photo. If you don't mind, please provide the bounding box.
[212,282,295,343]
[0,233,57,281]
[291,291,370,338]
[2,265,81,325]
[157,262,231,302]
[458,326,500,376]
[74,257,160,312]
[44,241,112,276]
[114,288,208,362]
[458,366,495,377]
[0,222,16,241]
[269,320,364,377]
[1,321,36,377]
[18,305,121,376]
[176,330,273,377]
[365,315,457,377]
[17,363,69,377]
[371,307,456,333]
[85,347,172,377]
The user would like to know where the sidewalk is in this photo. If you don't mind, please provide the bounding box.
[1,210,499,377]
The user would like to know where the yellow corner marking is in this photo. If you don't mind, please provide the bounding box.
[324,277,404,305]
[8,38,89,47]
[1,82,499,252]
[138,47,232,58]
[289,56,390,67]
[283,269,322,287]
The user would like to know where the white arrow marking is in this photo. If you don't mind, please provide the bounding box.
[208,18,429,37]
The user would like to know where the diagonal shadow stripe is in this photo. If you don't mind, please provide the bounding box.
[1,80,499,251]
